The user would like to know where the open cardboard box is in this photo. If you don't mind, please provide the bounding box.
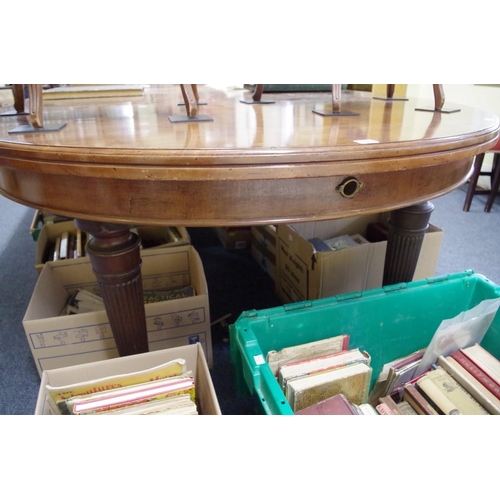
[24,245,212,376]
[35,343,221,415]
[214,226,252,251]
[35,217,191,273]
[276,213,443,303]
[251,225,278,282]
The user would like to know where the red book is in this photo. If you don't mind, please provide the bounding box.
[295,394,357,415]
[450,350,500,400]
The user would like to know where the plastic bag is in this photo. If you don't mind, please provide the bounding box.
[415,297,500,377]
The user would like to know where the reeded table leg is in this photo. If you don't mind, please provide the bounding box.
[383,201,434,286]
[75,219,149,356]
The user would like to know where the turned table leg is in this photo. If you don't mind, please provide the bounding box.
[383,201,434,286]
[75,219,149,356]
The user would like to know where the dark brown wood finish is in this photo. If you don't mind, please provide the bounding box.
[0,84,498,356]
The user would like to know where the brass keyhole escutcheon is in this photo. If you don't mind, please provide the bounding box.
[336,176,364,199]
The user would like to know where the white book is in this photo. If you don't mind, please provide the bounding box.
[356,403,379,415]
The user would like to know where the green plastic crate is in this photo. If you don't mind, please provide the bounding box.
[229,271,500,415]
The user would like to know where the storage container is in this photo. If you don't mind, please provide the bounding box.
[230,271,500,415]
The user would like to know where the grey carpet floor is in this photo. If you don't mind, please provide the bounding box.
[1,182,499,415]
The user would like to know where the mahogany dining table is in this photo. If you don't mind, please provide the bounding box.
[0,84,498,357]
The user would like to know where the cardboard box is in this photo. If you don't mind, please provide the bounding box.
[29,210,73,241]
[135,225,190,249]
[35,221,190,273]
[251,225,277,282]
[214,226,252,250]
[35,343,221,415]
[35,220,89,274]
[24,245,212,376]
[276,213,443,303]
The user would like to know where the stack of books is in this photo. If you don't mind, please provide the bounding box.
[374,343,500,415]
[270,333,500,415]
[47,229,86,262]
[45,357,199,415]
[268,335,373,413]
[61,285,197,315]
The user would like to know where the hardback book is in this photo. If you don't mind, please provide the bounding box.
[351,234,370,245]
[378,395,419,415]
[355,403,379,415]
[295,393,358,415]
[59,231,69,260]
[416,375,461,415]
[396,401,418,415]
[460,344,500,386]
[323,234,360,251]
[425,367,488,415]
[67,232,76,259]
[378,395,404,415]
[53,235,61,261]
[402,383,439,415]
[450,350,500,400]
[375,402,394,415]
[368,348,425,405]
[76,229,83,258]
[266,334,350,377]
[43,84,145,100]
[100,394,198,415]
[437,355,500,415]
[46,358,187,414]
[286,361,372,412]
[67,375,195,415]
[278,348,370,392]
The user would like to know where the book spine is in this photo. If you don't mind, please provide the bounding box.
[403,384,439,415]
[426,368,488,415]
[451,350,500,400]
[417,377,462,415]
[379,395,403,415]
[396,401,418,415]
[461,345,500,386]
[438,355,500,415]
[375,402,394,415]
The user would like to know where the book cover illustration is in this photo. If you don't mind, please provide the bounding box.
[46,358,187,413]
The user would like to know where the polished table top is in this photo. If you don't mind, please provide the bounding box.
[0,84,499,226]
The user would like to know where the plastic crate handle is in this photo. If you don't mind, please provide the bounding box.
[255,364,294,415]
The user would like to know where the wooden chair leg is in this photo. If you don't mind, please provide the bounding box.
[180,84,198,118]
[331,84,342,113]
[485,153,500,212]
[463,153,485,211]
[252,84,264,102]
[12,84,26,113]
[433,84,445,111]
[27,84,43,128]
